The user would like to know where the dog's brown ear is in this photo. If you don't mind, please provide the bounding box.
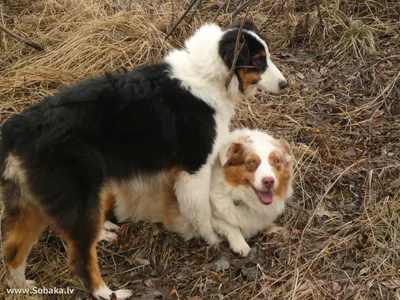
[278,138,294,165]
[279,138,290,153]
[219,142,245,167]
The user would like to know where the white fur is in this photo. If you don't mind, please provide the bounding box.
[98,221,120,242]
[7,246,36,288]
[244,30,287,93]
[92,284,132,300]
[164,23,287,244]
[165,24,239,244]
[108,129,292,257]
[210,129,292,256]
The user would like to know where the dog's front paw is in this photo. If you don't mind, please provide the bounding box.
[230,240,251,257]
[98,229,118,242]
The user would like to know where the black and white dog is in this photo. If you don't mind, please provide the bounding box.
[0,20,287,299]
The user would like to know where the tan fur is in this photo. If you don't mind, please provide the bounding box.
[238,69,261,95]
[108,179,196,240]
[4,203,49,269]
[223,142,261,188]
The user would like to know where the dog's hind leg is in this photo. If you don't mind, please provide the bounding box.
[54,190,131,300]
[174,165,221,245]
[2,180,49,288]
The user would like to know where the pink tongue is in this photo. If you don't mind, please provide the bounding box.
[259,191,274,205]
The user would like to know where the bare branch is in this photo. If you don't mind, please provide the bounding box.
[0,22,44,51]
[170,0,175,31]
[225,0,254,89]
[315,0,325,27]
[230,0,251,22]
[126,0,133,10]
[212,0,229,22]
[259,0,286,31]
[186,0,203,25]
[165,0,197,39]
[113,0,122,11]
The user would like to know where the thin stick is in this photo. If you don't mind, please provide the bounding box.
[169,0,175,31]
[315,0,324,27]
[0,22,44,51]
[225,0,254,89]
[212,0,229,22]
[165,0,197,39]
[231,0,251,21]
[113,0,122,11]
[126,0,133,10]
[259,0,286,31]
[187,0,203,25]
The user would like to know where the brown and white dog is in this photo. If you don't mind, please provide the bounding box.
[103,129,294,257]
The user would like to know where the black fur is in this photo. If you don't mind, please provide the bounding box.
[0,62,216,221]
[218,24,268,93]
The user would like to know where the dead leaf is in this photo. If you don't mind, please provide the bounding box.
[319,67,328,76]
[213,255,230,272]
[390,178,400,189]
[296,72,305,79]
[359,267,370,275]
[189,296,203,300]
[345,146,357,157]
[127,257,150,266]
[380,280,400,290]
[332,282,341,293]
[144,279,154,287]
[266,225,286,234]
[315,207,341,218]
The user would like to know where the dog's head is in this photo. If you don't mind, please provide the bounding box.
[219,129,294,205]
[219,20,288,96]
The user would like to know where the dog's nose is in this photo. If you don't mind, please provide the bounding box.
[279,80,288,90]
[262,176,275,189]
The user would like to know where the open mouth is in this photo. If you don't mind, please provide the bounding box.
[249,183,274,205]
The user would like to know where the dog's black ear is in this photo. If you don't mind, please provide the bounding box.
[219,31,251,70]
[220,142,245,167]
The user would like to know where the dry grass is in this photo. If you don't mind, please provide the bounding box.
[0,0,399,299]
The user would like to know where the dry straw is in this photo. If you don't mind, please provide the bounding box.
[1,0,399,299]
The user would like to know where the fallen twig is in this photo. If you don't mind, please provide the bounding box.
[259,0,286,32]
[0,22,44,51]
[315,0,324,27]
[225,0,254,89]
[170,0,175,30]
[186,0,203,25]
[212,0,230,22]
[165,0,197,39]
[230,0,251,22]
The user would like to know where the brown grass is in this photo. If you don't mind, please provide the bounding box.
[1,0,400,299]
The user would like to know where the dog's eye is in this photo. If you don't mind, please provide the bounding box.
[273,158,280,164]
[247,160,255,166]
[253,57,262,65]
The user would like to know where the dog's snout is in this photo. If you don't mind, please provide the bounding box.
[279,80,288,90]
[262,176,275,189]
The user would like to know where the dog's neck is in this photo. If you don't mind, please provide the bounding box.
[164,24,243,112]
